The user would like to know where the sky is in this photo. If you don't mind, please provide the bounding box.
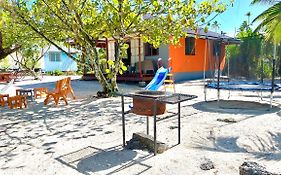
[214,0,270,37]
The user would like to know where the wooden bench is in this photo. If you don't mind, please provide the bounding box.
[8,95,27,109]
[0,94,9,107]
[44,77,76,106]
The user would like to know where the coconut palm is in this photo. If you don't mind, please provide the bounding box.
[251,0,279,4]
[245,12,252,26]
[252,0,281,43]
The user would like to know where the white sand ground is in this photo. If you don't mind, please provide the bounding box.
[1,76,281,175]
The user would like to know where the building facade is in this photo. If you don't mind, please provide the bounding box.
[42,45,78,72]
[105,29,237,82]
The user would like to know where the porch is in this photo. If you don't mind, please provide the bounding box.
[82,73,154,82]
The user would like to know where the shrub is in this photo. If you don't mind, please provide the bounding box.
[53,70,64,76]
[76,70,83,75]
[46,70,64,76]
[46,71,53,76]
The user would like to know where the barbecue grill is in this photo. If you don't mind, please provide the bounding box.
[132,90,166,116]
[118,91,197,155]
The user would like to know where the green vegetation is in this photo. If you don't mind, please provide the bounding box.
[226,0,281,80]
[0,57,11,70]
[1,0,232,96]
[0,7,49,79]
[252,0,281,43]
[226,20,281,80]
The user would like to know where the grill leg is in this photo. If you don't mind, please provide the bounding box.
[121,96,125,147]
[153,100,157,155]
[146,116,149,135]
[178,102,181,144]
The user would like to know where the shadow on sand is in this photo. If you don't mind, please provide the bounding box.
[56,145,152,175]
[192,100,280,115]
[192,132,281,161]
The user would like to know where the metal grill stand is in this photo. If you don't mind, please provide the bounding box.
[119,91,197,155]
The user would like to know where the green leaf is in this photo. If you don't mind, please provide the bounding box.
[121,65,127,71]
[107,60,114,66]
[105,69,110,74]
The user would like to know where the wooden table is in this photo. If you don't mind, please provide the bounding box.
[16,88,34,101]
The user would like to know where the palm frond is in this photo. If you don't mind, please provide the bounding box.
[263,18,281,42]
[253,2,281,42]
[251,0,279,5]
[253,2,281,23]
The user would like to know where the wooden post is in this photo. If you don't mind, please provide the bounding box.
[106,38,109,61]
[138,38,143,81]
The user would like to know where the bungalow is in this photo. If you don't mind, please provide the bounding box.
[0,45,79,73]
[42,45,79,72]
[95,29,239,82]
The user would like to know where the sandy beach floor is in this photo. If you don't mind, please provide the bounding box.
[1,76,281,175]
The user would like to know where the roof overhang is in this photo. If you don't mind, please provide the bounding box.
[186,28,241,44]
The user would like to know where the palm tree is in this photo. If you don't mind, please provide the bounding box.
[245,12,252,26]
[252,0,280,86]
[252,0,281,43]
[251,0,278,4]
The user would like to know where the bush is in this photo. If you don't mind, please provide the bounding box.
[53,70,64,76]
[65,71,75,75]
[46,71,53,76]
[46,70,64,76]
[76,70,83,75]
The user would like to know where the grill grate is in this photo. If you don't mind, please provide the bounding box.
[118,91,197,104]
[157,93,197,104]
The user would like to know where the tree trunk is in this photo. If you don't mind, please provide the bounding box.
[81,46,87,74]
[93,41,122,97]
[88,46,114,97]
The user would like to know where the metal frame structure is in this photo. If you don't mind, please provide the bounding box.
[203,35,278,108]
[118,92,197,155]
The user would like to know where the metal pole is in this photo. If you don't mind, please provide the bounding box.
[146,116,149,135]
[217,59,221,102]
[271,43,277,108]
[203,38,208,101]
[178,102,181,144]
[227,42,231,99]
[217,44,221,102]
[261,58,264,100]
[261,56,264,84]
[153,100,157,155]
[121,95,126,146]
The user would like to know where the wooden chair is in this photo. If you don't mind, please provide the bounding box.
[44,77,76,106]
[0,94,9,107]
[65,77,76,100]
[34,87,48,99]
[8,95,27,109]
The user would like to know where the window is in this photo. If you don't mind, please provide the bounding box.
[213,41,221,57]
[144,43,159,56]
[185,37,195,55]
[49,52,61,62]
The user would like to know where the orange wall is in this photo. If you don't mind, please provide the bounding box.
[169,38,226,73]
